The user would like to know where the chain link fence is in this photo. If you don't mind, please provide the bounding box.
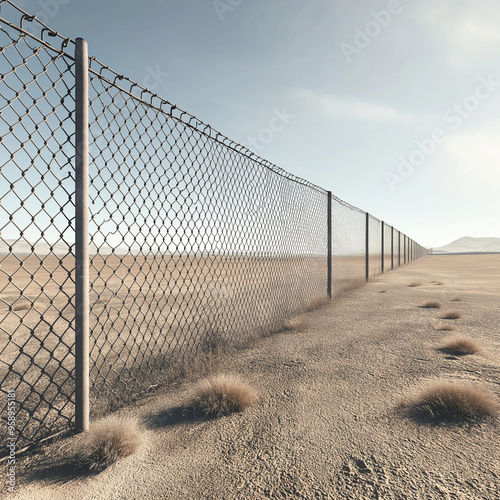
[0,0,427,456]
[0,0,77,452]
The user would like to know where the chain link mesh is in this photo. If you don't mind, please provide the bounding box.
[330,197,366,295]
[85,59,329,414]
[0,1,427,455]
[368,215,382,278]
[383,223,392,271]
[1,1,76,451]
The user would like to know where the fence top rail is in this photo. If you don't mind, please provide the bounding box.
[0,0,75,57]
[330,193,366,216]
[87,55,329,194]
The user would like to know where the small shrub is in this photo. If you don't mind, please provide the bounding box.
[408,282,422,287]
[407,380,498,419]
[441,311,462,320]
[437,324,456,331]
[76,416,143,470]
[191,374,258,416]
[283,316,308,332]
[441,336,480,355]
[420,301,441,309]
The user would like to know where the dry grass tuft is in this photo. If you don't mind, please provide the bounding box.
[13,301,32,311]
[437,324,456,331]
[441,311,462,320]
[420,301,442,309]
[407,380,498,420]
[75,416,143,470]
[190,374,258,416]
[441,336,480,355]
[408,282,422,287]
[283,316,308,332]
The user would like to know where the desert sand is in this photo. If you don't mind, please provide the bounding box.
[8,254,500,499]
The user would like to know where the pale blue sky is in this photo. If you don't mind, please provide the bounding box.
[13,0,500,247]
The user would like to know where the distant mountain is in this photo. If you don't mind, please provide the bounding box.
[431,236,500,254]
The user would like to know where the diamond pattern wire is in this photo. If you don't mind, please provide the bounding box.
[383,223,392,271]
[0,4,76,451]
[86,65,328,413]
[330,197,366,296]
[0,1,427,455]
[368,215,382,278]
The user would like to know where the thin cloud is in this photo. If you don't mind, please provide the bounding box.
[288,87,416,124]
[415,1,500,69]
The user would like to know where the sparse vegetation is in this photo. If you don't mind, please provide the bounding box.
[190,374,258,416]
[441,336,480,355]
[407,380,498,419]
[75,416,143,470]
[283,315,308,332]
[420,301,442,309]
[408,282,422,287]
[441,311,462,320]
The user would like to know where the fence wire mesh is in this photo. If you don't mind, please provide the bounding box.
[85,59,328,414]
[0,1,76,450]
[383,223,392,271]
[330,197,366,296]
[0,1,427,455]
[368,216,382,278]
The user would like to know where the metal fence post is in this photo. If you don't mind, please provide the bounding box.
[365,212,369,281]
[391,226,394,270]
[75,37,90,433]
[381,221,384,274]
[327,192,332,299]
[398,231,400,267]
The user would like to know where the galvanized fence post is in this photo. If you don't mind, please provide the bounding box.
[365,212,369,281]
[327,192,332,299]
[75,37,90,433]
[397,231,400,267]
[381,221,384,274]
[391,226,394,270]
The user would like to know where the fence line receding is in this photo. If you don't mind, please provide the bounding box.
[0,0,427,456]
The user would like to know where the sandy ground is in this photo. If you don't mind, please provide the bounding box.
[7,254,500,499]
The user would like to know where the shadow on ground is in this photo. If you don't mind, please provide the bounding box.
[20,457,101,486]
[144,404,219,430]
